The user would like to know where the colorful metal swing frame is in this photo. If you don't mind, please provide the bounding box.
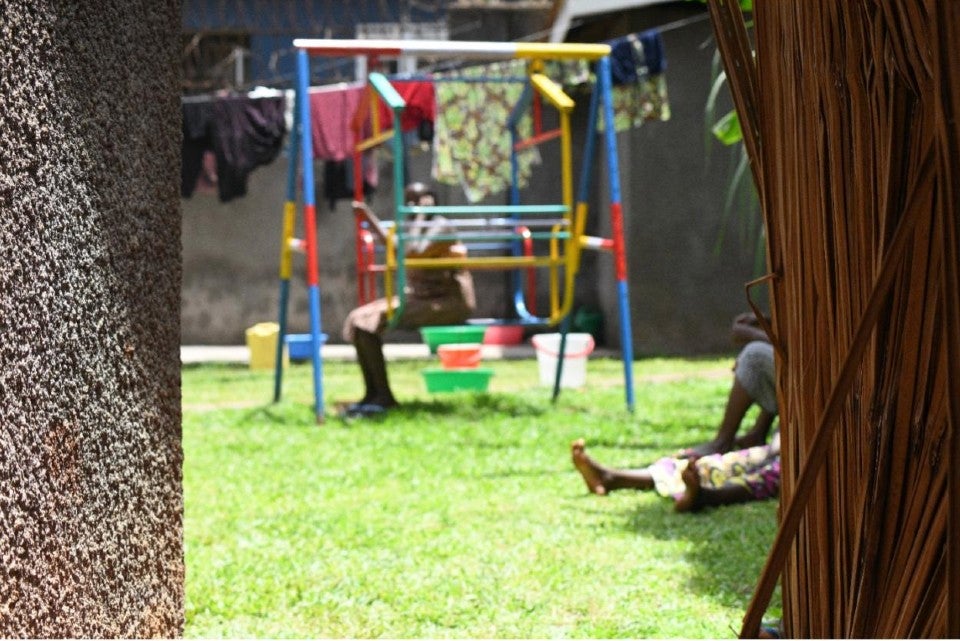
[274,39,634,423]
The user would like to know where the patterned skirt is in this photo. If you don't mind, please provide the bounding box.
[647,438,781,501]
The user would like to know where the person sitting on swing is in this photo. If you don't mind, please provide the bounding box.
[340,182,476,419]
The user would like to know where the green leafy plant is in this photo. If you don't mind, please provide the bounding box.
[711,107,743,145]
[698,1,764,272]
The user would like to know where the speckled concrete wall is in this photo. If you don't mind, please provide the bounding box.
[0,2,183,637]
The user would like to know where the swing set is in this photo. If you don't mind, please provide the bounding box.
[274,39,635,423]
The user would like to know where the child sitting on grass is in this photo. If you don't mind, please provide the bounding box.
[572,312,780,512]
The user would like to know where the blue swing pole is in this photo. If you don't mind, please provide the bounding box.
[597,55,635,412]
[273,83,301,403]
[297,49,326,423]
[508,83,529,315]
[551,316,572,401]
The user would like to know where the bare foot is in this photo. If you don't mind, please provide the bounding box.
[570,439,608,496]
[674,458,704,513]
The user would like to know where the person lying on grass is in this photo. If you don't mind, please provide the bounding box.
[571,432,780,512]
[571,312,780,512]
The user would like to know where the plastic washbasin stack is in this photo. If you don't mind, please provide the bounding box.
[420,326,493,392]
[419,325,486,354]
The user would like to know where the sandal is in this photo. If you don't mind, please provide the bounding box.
[340,402,390,420]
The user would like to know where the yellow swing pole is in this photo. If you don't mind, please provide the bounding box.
[529,71,576,322]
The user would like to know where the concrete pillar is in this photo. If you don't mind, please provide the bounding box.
[0,2,183,636]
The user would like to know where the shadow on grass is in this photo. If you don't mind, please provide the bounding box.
[234,404,313,426]
[215,393,547,427]
[563,491,776,613]
[614,499,779,612]
[392,394,547,419]
[230,393,553,430]
[577,436,694,452]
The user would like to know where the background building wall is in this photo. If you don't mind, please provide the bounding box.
[181,2,759,355]
[0,2,184,636]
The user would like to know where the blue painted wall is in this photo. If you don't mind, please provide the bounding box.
[182,0,445,86]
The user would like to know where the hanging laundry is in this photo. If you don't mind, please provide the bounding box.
[639,29,666,75]
[181,100,214,198]
[192,151,218,196]
[607,29,667,87]
[377,80,436,134]
[602,29,671,131]
[548,58,592,90]
[309,84,365,161]
[417,118,433,145]
[432,60,540,203]
[609,37,642,85]
[211,95,286,202]
[322,160,376,210]
[309,83,382,189]
[549,30,671,134]
[323,161,351,209]
[180,95,286,202]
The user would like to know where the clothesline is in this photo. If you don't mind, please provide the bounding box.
[181,87,285,103]
[182,26,671,205]
[308,81,364,95]
[388,74,528,84]
[648,11,711,35]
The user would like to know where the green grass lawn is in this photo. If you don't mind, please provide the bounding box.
[182,355,780,638]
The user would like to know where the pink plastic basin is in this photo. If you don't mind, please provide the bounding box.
[437,343,482,369]
[483,325,524,345]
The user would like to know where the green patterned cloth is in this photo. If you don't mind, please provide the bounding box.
[430,50,669,201]
[432,60,540,203]
[550,59,671,133]
[605,75,670,132]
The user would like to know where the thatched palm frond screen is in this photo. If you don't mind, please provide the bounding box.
[706,1,960,637]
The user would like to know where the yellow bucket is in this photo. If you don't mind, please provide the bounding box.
[245,322,287,370]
